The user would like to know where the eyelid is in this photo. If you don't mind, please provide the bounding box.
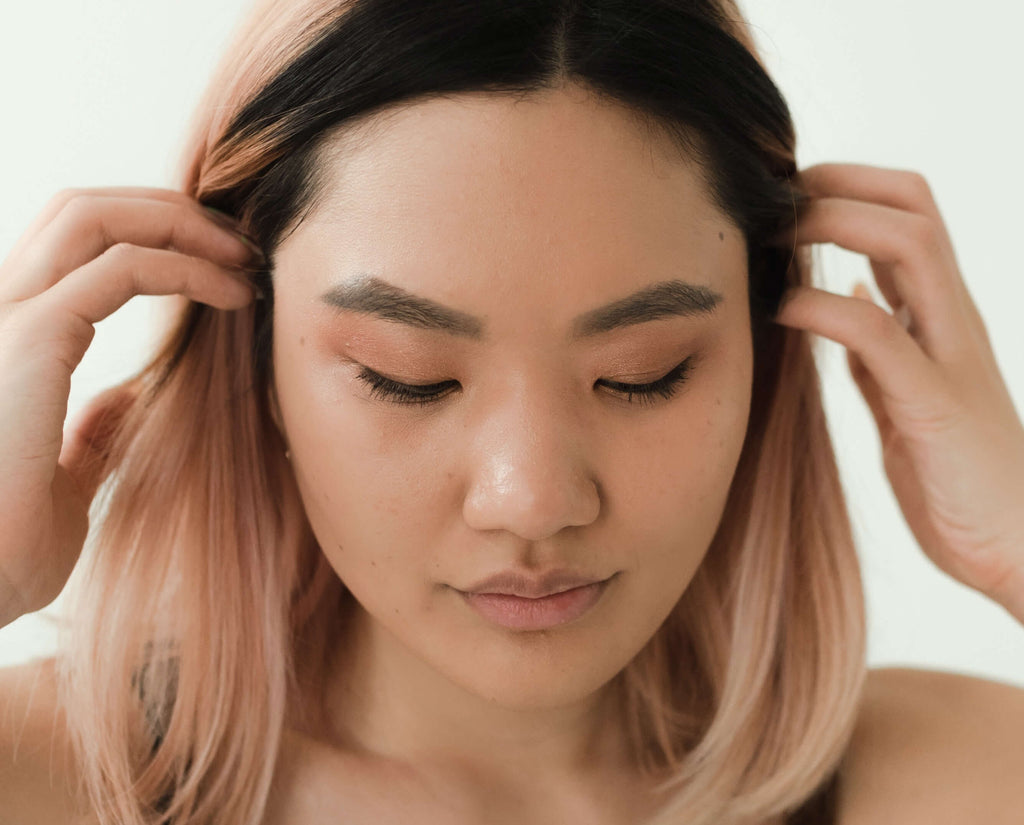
[597,356,695,405]
[355,366,458,406]
[362,369,450,392]
[354,354,696,408]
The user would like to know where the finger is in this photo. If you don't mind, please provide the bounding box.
[795,163,989,344]
[775,285,958,430]
[865,259,938,350]
[858,272,915,335]
[24,243,254,376]
[2,195,263,303]
[847,345,894,441]
[847,283,897,443]
[790,196,974,366]
[798,163,947,227]
[3,187,212,265]
[862,257,903,318]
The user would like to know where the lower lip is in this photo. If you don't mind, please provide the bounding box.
[459,579,611,631]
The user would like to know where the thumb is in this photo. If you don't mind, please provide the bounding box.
[847,281,895,445]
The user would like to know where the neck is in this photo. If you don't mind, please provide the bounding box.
[317,600,635,791]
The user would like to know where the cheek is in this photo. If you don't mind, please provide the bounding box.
[610,365,751,575]
[636,343,750,478]
[276,358,456,592]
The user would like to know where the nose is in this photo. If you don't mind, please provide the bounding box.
[461,389,601,542]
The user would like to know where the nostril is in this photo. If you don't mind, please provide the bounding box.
[461,462,600,539]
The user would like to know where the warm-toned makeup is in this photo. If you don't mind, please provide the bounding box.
[269,85,752,788]
[314,275,726,411]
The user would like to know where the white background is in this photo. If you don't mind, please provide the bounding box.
[1,1,1021,686]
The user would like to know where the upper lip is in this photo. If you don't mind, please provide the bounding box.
[459,569,611,599]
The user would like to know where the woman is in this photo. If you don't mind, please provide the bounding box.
[1,0,1023,823]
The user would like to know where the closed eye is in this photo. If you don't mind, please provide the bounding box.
[356,370,458,406]
[596,357,695,406]
[355,356,695,408]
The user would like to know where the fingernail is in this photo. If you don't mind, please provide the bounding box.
[203,206,242,230]
[203,207,266,263]
[237,234,267,264]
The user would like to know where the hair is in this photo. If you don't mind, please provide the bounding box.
[48,1,867,823]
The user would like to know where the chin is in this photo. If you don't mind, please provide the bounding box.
[427,625,638,711]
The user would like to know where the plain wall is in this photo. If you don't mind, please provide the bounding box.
[1,0,1022,685]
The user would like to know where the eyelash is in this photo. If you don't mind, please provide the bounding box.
[355,356,695,409]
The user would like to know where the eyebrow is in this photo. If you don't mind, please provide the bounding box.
[319,275,723,340]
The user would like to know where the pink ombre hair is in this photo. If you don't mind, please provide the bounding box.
[44,1,866,823]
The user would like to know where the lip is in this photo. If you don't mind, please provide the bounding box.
[456,573,616,631]
[461,569,610,599]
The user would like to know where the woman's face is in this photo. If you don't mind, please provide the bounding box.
[270,85,753,710]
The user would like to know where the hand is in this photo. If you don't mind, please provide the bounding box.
[771,163,1024,622]
[0,188,261,627]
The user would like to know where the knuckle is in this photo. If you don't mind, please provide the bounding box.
[52,188,99,220]
[3,295,94,365]
[51,187,85,208]
[904,213,943,254]
[104,240,138,261]
[52,196,119,252]
[905,170,933,199]
[58,194,96,225]
[168,210,197,253]
[103,242,143,290]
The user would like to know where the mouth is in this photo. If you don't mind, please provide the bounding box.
[460,568,613,599]
[456,574,616,631]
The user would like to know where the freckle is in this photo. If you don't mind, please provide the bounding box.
[371,560,376,567]
[300,336,306,347]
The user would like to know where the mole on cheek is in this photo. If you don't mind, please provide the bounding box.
[718,231,725,241]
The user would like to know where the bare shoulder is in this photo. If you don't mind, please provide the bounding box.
[839,665,1024,824]
[0,656,88,824]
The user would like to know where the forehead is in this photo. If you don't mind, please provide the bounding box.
[308,85,726,230]
[276,86,745,325]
